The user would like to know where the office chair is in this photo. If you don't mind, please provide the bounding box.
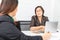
[20,21,31,31]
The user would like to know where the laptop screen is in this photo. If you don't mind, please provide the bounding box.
[45,21,58,33]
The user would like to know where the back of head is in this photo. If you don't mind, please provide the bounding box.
[0,0,18,14]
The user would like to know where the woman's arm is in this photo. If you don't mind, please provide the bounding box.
[30,16,41,31]
[30,16,45,32]
[30,26,45,32]
[30,26,41,31]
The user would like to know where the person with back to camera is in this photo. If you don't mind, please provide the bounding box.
[30,6,49,33]
[0,0,51,40]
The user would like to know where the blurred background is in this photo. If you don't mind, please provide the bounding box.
[0,0,60,29]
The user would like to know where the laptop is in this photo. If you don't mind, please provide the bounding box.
[45,21,58,33]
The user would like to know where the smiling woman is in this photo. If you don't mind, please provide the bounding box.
[30,6,49,33]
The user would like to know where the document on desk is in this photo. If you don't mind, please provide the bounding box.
[21,31,44,36]
[22,31,60,40]
[50,32,60,40]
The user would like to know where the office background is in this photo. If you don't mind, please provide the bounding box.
[0,0,60,29]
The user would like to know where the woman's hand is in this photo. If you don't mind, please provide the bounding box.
[39,26,45,32]
[42,32,51,40]
[30,26,45,33]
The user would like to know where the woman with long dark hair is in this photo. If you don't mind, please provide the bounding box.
[30,6,49,33]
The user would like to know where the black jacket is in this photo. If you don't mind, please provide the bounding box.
[0,15,20,40]
[0,15,43,40]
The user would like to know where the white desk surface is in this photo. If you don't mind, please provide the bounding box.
[21,31,60,40]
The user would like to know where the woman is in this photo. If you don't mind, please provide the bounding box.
[30,6,49,32]
[0,0,21,40]
[0,0,50,40]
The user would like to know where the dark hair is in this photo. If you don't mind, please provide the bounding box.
[0,0,18,14]
[35,6,44,16]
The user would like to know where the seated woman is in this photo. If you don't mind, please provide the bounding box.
[30,6,49,33]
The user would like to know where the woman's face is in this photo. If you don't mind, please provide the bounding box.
[36,7,43,17]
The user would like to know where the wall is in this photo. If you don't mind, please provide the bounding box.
[16,0,55,21]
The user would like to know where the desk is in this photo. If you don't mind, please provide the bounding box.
[21,31,60,40]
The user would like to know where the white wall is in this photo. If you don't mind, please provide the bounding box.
[16,0,55,21]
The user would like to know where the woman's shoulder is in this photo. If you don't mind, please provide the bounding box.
[43,16,48,18]
[43,16,49,21]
